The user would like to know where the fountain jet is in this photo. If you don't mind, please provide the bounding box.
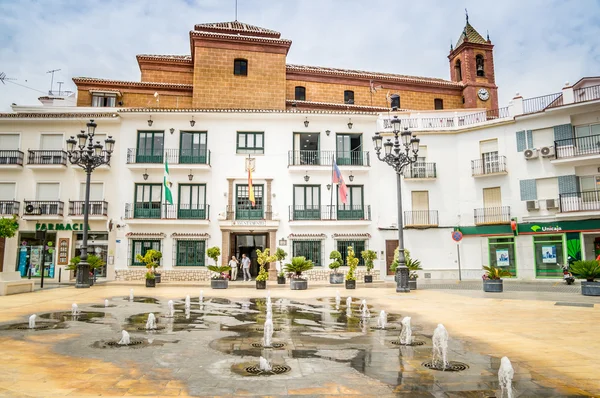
[263,319,274,347]
[259,356,272,371]
[71,303,80,316]
[377,310,387,329]
[28,314,36,329]
[399,317,412,345]
[118,330,131,345]
[498,356,514,398]
[129,289,134,301]
[146,313,157,330]
[432,324,449,370]
[335,291,341,308]
[199,290,204,305]
[104,299,109,308]
[185,295,191,312]
[359,299,370,318]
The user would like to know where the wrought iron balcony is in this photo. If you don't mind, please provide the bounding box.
[471,156,507,176]
[287,150,370,167]
[288,205,371,221]
[404,210,438,227]
[68,201,108,216]
[127,148,211,165]
[574,84,600,103]
[559,191,600,213]
[125,203,210,220]
[555,133,600,159]
[0,201,19,215]
[0,150,24,166]
[23,200,64,216]
[226,205,272,221]
[474,206,511,225]
[176,203,210,220]
[403,162,437,179]
[27,150,67,165]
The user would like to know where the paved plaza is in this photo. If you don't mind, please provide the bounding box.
[0,283,598,397]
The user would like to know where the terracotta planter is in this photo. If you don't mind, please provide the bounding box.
[364,275,373,283]
[330,273,344,284]
[145,278,156,288]
[290,279,308,290]
[409,279,417,290]
[211,279,228,289]
[277,276,286,284]
[581,281,600,296]
[256,280,266,289]
[345,280,356,289]
[483,279,503,292]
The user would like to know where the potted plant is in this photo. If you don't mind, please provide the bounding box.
[405,249,422,290]
[135,249,162,284]
[328,250,344,284]
[275,248,287,284]
[145,271,156,288]
[482,265,512,292]
[284,256,314,290]
[345,246,358,289]
[207,246,231,289]
[361,249,377,283]
[68,255,106,286]
[570,260,600,296]
[255,248,276,289]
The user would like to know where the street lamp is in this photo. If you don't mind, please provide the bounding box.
[66,120,115,288]
[372,115,420,293]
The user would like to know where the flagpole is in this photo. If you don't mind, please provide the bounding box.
[330,154,334,220]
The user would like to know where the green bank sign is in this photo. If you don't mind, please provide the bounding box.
[36,223,90,231]
[458,219,600,236]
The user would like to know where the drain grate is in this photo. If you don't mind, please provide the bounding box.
[391,340,424,346]
[555,302,594,308]
[244,364,291,376]
[136,326,166,331]
[370,326,397,330]
[422,361,469,372]
[251,342,284,348]
[90,305,117,308]
[105,340,144,347]
[255,327,282,332]
[13,324,52,330]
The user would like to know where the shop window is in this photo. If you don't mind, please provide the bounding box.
[16,232,57,277]
[344,90,354,104]
[292,240,322,266]
[295,86,306,101]
[533,235,564,278]
[236,132,264,154]
[337,240,367,266]
[234,59,248,76]
[434,98,444,110]
[175,240,206,266]
[488,237,516,277]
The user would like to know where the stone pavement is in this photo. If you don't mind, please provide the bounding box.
[0,284,598,397]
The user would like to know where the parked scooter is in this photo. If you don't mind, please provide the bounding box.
[562,264,575,285]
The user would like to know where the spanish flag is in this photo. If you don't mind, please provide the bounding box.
[248,168,255,207]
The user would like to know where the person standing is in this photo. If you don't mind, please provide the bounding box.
[229,256,239,281]
[241,253,251,282]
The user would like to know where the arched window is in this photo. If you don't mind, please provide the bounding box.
[344,90,354,104]
[295,86,306,101]
[476,55,485,77]
[454,59,462,81]
[234,59,248,76]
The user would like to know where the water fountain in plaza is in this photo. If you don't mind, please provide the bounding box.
[360,299,370,318]
[346,296,352,309]
[498,356,515,398]
[185,295,191,317]
[129,289,134,301]
[71,303,80,316]
[104,299,109,308]
[28,314,36,329]
[199,290,203,305]
[376,310,387,329]
[118,330,131,345]
[263,319,274,348]
[167,300,175,318]
[146,313,157,330]
[335,291,341,309]
[431,324,449,370]
[259,356,272,371]
[399,317,412,345]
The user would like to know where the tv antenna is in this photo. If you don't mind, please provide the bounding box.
[0,72,16,85]
[57,81,64,95]
[47,69,61,94]
[235,0,238,21]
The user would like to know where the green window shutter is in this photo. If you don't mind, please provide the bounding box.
[526,130,533,149]
[516,131,526,152]
[554,124,573,147]
[519,179,537,201]
[558,175,579,194]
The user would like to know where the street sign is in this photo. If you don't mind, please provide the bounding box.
[452,231,463,242]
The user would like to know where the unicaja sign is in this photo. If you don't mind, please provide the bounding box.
[531,225,562,232]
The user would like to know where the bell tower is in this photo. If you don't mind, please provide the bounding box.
[448,14,498,110]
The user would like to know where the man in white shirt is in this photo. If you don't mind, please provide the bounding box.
[241,254,251,282]
[228,256,239,281]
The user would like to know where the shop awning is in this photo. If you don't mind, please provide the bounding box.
[288,233,326,241]
[171,233,210,240]
[332,233,371,240]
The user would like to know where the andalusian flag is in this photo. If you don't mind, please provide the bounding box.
[164,159,173,204]
[248,168,255,206]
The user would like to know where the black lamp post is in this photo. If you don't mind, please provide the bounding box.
[372,116,420,293]
[66,120,115,288]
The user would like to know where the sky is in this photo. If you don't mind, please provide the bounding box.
[0,0,599,111]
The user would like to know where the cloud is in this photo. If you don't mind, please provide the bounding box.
[0,0,598,111]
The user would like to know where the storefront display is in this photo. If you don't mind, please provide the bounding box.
[488,237,516,276]
[16,232,56,278]
[534,235,564,278]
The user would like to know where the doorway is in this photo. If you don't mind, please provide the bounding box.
[231,233,268,280]
[386,240,398,275]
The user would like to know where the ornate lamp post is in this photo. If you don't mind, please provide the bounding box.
[372,115,420,292]
[66,120,115,288]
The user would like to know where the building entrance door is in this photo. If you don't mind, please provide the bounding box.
[386,240,398,275]
[232,234,268,279]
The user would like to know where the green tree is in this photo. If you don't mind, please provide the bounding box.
[275,247,288,277]
[135,249,162,271]
[206,246,221,266]
[284,256,314,279]
[255,248,276,282]
[328,250,342,274]
[0,216,18,239]
[361,249,377,275]
[345,246,359,281]
[67,255,105,272]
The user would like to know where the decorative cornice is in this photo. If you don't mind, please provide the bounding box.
[126,232,166,238]
[73,77,193,91]
[194,21,281,38]
[171,232,210,240]
[286,100,389,112]
[0,112,118,119]
[136,54,192,63]
[118,107,378,115]
[332,233,371,239]
[190,30,292,46]
[288,233,327,240]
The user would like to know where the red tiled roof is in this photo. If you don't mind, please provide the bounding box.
[73,77,192,91]
[287,65,462,88]
[136,54,192,63]
[0,112,118,119]
[190,30,291,46]
[194,21,281,38]
[455,22,489,48]
[287,99,389,112]
[118,107,378,115]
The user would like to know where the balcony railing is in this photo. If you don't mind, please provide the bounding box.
[555,133,600,159]
[403,162,437,179]
[287,151,370,167]
[0,201,19,215]
[27,150,67,165]
[474,206,511,225]
[127,148,211,165]
[69,201,108,216]
[23,200,64,216]
[422,117,455,128]
[288,205,371,221]
[471,156,507,176]
[0,150,24,165]
[177,203,210,220]
[486,107,510,120]
[125,203,210,220]
[523,92,563,114]
[559,191,600,213]
[574,84,600,103]
[404,210,438,227]
[226,205,272,220]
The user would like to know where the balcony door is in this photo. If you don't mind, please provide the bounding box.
[411,191,430,225]
[180,132,207,164]
[134,184,162,218]
[0,183,16,215]
[236,184,263,220]
[178,184,206,219]
[336,134,362,166]
[40,134,64,164]
[293,133,320,165]
[480,139,499,174]
[337,185,363,220]
[293,185,320,220]
[36,183,60,214]
[574,124,600,154]
[79,183,104,215]
[136,131,164,163]
[483,187,502,223]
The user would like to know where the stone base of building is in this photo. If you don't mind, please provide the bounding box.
[114,268,381,282]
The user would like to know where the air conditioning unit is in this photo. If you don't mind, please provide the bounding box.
[523,148,539,160]
[526,200,539,211]
[24,204,36,214]
[540,146,555,158]
[546,199,559,209]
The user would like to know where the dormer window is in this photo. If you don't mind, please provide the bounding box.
[295,86,306,101]
[344,90,354,104]
[234,59,248,76]
[454,59,462,81]
[91,93,117,107]
[476,54,485,77]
